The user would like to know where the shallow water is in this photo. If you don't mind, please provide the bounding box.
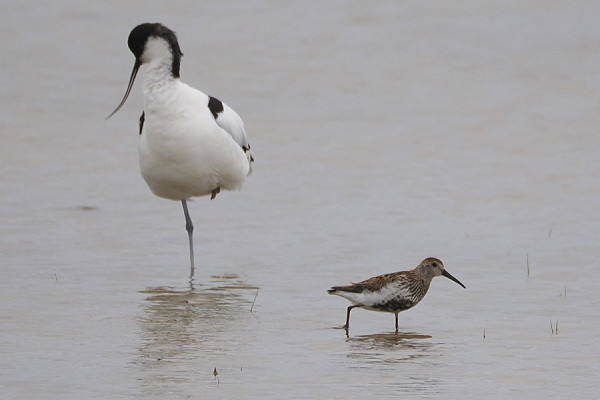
[2,1,600,399]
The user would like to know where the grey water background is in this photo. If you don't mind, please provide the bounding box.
[2,1,600,399]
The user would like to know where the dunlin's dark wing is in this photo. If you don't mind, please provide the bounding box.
[328,270,428,311]
[328,272,405,294]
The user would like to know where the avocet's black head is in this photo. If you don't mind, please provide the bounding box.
[107,23,183,119]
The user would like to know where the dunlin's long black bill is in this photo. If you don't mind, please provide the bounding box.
[442,269,466,288]
[106,59,141,119]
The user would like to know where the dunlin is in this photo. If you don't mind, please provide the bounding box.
[328,257,466,334]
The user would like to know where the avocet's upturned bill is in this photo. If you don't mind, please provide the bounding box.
[107,23,254,279]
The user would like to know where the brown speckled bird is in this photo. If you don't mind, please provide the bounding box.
[328,257,466,334]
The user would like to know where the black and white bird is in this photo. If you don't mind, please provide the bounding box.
[107,23,254,278]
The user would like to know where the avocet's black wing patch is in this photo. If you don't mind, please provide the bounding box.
[208,95,254,171]
[208,96,224,119]
[139,111,145,135]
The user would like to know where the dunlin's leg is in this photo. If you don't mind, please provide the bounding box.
[345,305,358,334]
[394,312,399,333]
[181,200,195,278]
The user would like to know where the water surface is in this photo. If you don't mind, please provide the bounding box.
[2,1,600,399]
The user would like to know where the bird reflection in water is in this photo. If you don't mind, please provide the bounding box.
[137,274,259,364]
[343,332,442,395]
[345,332,435,364]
